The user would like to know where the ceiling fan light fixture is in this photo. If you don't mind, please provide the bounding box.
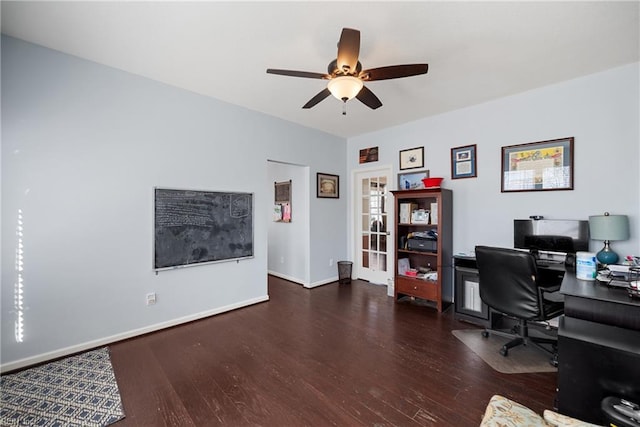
[327,76,363,101]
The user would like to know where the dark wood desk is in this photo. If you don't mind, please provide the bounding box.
[557,272,640,424]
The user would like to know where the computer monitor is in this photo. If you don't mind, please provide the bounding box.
[514,219,589,255]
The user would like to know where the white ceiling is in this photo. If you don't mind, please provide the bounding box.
[2,1,639,139]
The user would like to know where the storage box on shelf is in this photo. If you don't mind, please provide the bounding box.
[392,188,453,312]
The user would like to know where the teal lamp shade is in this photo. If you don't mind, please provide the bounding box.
[588,213,629,265]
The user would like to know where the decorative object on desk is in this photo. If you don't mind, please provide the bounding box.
[451,144,477,179]
[501,137,574,192]
[422,177,443,189]
[359,146,378,164]
[317,173,339,198]
[625,255,640,266]
[588,212,629,265]
[397,169,429,190]
[399,146,424,170]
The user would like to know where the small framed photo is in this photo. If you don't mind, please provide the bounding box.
[451,144,477,179]
[397,170,430,190]
[359,147,379,164]
[317,173,339,198]
[501,137,574,192]
[399,146,424,170]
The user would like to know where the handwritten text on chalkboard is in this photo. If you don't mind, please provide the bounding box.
[154,189,254,269]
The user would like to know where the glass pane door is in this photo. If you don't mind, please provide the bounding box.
[356,169,392,285]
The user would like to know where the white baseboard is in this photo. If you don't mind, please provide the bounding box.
[267,270,339,289]
[307,276,339,288]
[267,270,307,286]
[0,295,269,373]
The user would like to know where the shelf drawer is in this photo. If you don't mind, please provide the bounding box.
[396,276,439,301]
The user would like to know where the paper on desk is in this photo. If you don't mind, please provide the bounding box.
[597,272,630,288]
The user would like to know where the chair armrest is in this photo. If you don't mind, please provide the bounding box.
[537,284,564,319]
[539,284,561,294]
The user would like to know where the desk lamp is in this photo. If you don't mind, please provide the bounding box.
[588,212,629,265]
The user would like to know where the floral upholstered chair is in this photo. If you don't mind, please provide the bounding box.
[480,395,602,427]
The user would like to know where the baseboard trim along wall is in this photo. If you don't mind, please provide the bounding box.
[0,295,269,373]
[267,270,339,289]
[267,271,307,286]
[307,277,339,288]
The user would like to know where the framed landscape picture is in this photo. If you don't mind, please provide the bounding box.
[397,170,430,190]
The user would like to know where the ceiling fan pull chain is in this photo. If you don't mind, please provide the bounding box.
[342,100,347,115]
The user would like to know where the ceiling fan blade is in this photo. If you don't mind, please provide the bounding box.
[356,86,383,110]
[267,69,330,79]
[302,88,331,109]
[360,64,429,81]
[336,28,360,74]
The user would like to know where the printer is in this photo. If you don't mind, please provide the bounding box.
[405,230,438,252]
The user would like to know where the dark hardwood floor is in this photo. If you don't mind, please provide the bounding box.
[110,276,557,426]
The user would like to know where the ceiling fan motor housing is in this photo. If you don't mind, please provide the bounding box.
[328,59,362,77]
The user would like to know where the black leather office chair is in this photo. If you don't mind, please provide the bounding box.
[475,246,564,365]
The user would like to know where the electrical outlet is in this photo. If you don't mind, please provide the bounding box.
[146,292,156,306]
[329,258,334,267]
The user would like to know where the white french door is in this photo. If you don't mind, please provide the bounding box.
[355,168,393,286]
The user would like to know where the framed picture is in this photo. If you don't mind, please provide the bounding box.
[501,137,574,192]
[274,180,292,222]
[359,147,379,164]
[274,180,291,203]
[451,144,477,179]
[397,170,430,190]
[399,146,424,170]
[317,173,339,198]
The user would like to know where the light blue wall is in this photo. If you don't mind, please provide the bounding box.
[347,62,640,260]
[1,36,346,370]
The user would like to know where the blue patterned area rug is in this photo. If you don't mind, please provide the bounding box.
[0,347,125,426]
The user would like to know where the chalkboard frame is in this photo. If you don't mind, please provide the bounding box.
[153,187,254,271]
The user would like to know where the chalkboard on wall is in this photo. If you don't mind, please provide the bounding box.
[154,188,254,270]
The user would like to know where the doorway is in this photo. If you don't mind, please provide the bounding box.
[354,167,393,289]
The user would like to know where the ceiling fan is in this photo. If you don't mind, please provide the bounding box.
[266,28,429,114]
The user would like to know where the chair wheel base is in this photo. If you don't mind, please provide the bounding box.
[500,347,509,357]
[482,330,489,338]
